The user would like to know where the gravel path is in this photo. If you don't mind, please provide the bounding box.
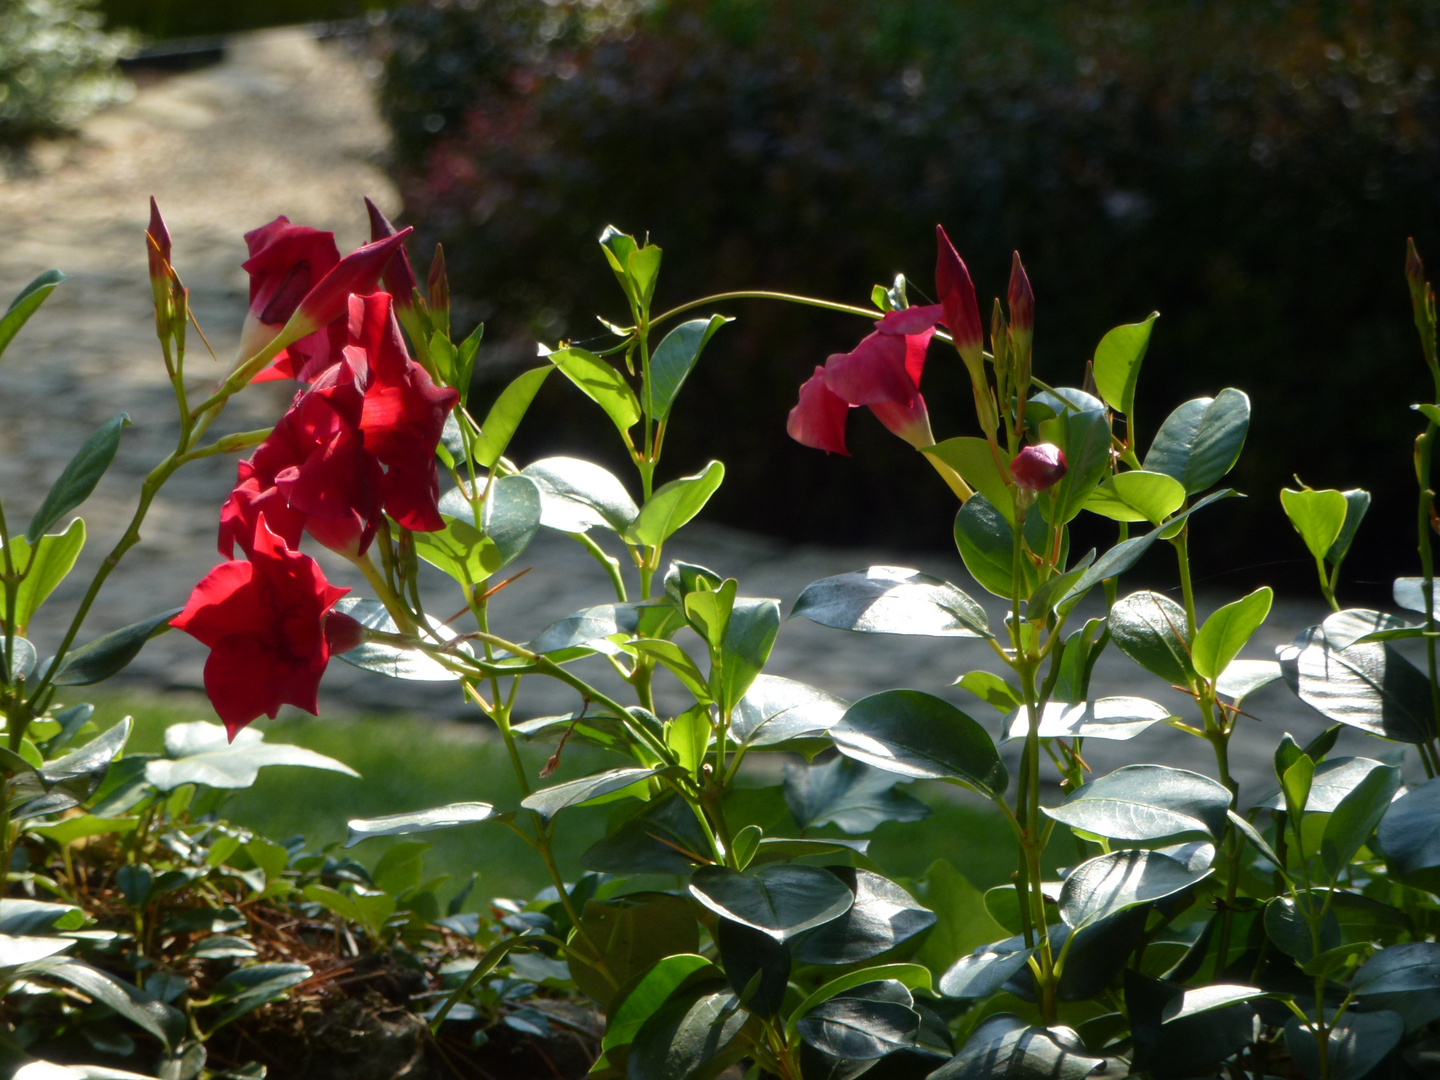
[0,29,1390,804]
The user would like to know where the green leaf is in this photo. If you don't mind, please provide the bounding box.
[830,690,1007,799]
[795,982,920,1061]
[332,597,469,681]
[529,602,641,655]
[1083,470,1185,525]
[730,674,847,750]
[602,954,717,1052]
[205,963,313,1031]
[1352,942,1440,1032]
[792,566,991,638]
[599,226,639,302]
[634,641,711,703]
[144,721,357,791]
[1377,777,1440,890]
[581,793,711,874]
[0,518,85,634]
[523,456,639,534]
[32,958,183,1050]
[1283,1010,1404,1080]
[1039,408,1113,525]
[0,270,65,363]
[1109,590,1193,684]
[683,578,736,654]
[1058,849,1211,931]
[1092,313,1158,417]
[627,244,663,310]
[647,316,729,421]
[1328,489,1371,563]
[1321,761,1400,879]
[1227,810,1289,880]
[1281,487,1349,562]
[1281,755,1315,818]
[716,917,789,1018]
[924,437,1014,522]
[0,899,82,935]
[956,671,1023,713]
[1143,389,1250,495]
[1000,696,1174,743]
[1042,764,1230,842]
[687,864,852,942]
[1278,625,1435,743]
[26,415,129,544]
[472,365,552,468]
[912,860,1006,980]
[929,1014,1103,1080]
[627,987,749,1080]
[345,802,497,847]
[50,607,181,686]
[549,346,641,434]
[628,461,724,547]
[785,964,932,1045]
[783,757,930,835]
[939,940,1033,1000]
[1255,755,1386,813]
[1192,587,1272,680]
[715,597,780,713]
[952,494,1051,599]
[521,767,663,823]
[567,893,697,1012]
[1215,659,1283,703]
[1161,984,1267,1023]
[791,868,937,967]
[423,475,542,586]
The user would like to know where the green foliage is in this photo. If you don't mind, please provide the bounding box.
[0,1,130,141]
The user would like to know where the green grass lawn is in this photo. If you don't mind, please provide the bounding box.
[82,688,1046,910]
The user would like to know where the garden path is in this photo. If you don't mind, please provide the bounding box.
[0,29,1372,801]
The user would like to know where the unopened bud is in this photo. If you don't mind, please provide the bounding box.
[1010,443,1067,492]
[1407,238,1437,366]
[428,243,450,335]
[323,611,367,655]
[146,197,174,337]
[990,298,1010,405]
[935,225,984,368]
[364,196,420,313]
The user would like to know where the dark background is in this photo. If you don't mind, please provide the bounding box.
[111,0,1440,602]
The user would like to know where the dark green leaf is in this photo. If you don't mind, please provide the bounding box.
[1328,489,1370,563]
[50,607,182,686]
[0,269,65,362]
[530,603,641,655]
[41,715,131,804]
[521,767,662,823]
[783,757,930,835]
[1377,776,1440,891]
[32,958,183,1050]
[716,917,789,1019]
[27,415,129,544]
[581,793,711,874]
[715,597,780,713]
[524,456,639,534]
[627,987,749,1080]
[1109,590,1193,684]
[1092,313,1157,417]
[472,365,552,468]
[928,1014,1103,1080]
[206,963,313,1030]
[1127,970,1253,1080]
[648,316,729,421]
[1283,1009,1403,1080]
[792,868,937,966]
[0,899,81,935]
[1042,764,1230,842]
[1161,983,1267,1023]
[688,864,852,942]
[952,494,1050,599]
[1143,389,1250,494]
[792,567,990,638]
[829,690,1007,799]
[627,461,725,547]
[1059,849,1210,931]
[1039,408,1112,526]
[796,983,919,1061]
[938,940,1033,999]
[1352,942,1440,1032]
[345,802,497,846]
[567,894,698,1012]
[1277,625,1435,743]
[1320,761,1400,878]
[332,598,468,681]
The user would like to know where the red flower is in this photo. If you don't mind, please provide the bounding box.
[145,197,171,293]
[172,516,351,740]
[237,216,341,374]
[1010,443,1067,492]
[787,306,938,454]
[364,197,419,313]
[935,225,984,367]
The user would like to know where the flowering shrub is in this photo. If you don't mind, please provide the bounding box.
[2,199,1440,1079]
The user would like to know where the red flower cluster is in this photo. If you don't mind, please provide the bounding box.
[787,226,983,456]
[173,203,457,738]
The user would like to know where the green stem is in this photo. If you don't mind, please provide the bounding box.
[649,290,884,332]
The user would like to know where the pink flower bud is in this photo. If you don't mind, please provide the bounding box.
[364,197,419,311]
[935,225,984,364]
[1408,237,1425,298]
[146,196,172,289]
[1010,443,1067,492]
[1007,251,1033,336]
[323,611,367,655]
[283,229,413,343]
[428,242,450,330]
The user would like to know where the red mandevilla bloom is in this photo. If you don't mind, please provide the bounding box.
[364,197,420,314]
[1010,443,1067,492]
[238,216,341,377]
[172,515,353,740]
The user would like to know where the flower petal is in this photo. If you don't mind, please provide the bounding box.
[787,366,851,455]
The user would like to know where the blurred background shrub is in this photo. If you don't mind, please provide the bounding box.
[97,0,385,39]
[378,0,1440,597]
[0,0,131,140]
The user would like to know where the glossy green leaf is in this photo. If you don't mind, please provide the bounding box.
[581,793,711,874]
[924,437,1014,522]
[956,671,1023,713]
[792,868,937,966]
[1255,756,1386,814]
[567,894,697,1012]
[1143,389,1250,494]
[472,365,551,468]
[1043,765,1230,842]
[634,640,711,703]
[783,757,930,835]
[939,940,1033,999]
[1160,984,1266,1023]
[530,602,641,655]
[0,270,65,363]
[427,474,542,583]
[1,518,84,635]
[952,494,1051,599]
[49,606,181,686]
[1191,587,1272,682]
[830,690,1007,799]
[1039,407,1112,525]
[1084,470,1186,525]
[205,963,313,1031]
[1215,658,1283,703]
[0,899,81,935]
[1393,576,1437,618]
[1109,590,1193,684]
[1000,696,1174,743]
[26,414,129,544]
[911,859,1007,979]
[1277,625,1435,743]
[792,566,990,638]
[785,964,932,1045]
[1092,313,1158,417]
[1321,761,1400,879]
[716,917,789,1018]
[647,315,729,421]
[1328,489,1370,563]
[144,721,357,791]
[332,598,468,681]
[627,461,724,547]
[549,346,641,433]
[688,864,852,942]
[523,456,639,534]
[929,1014,1103,1080]
[730,675,847,750]
[715,597,780,712]
[345,802,497,847]
[1127,969,1253,1080]
[521,766,663,823]
[602,954,716,1052]
[32,958,183,1049]
[599,226,639,301]
[1377,777,1440,891]
[1059,849,1211,931]
[1352,942,1440,1032]
[796,983,920,1061]
[1283,1009,1403,1080]
[1227,810,1288,880]
[627,987,749,1080]
[1322,607,1420,649]
[627,243,663,309]
[1281,487,1349,562]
